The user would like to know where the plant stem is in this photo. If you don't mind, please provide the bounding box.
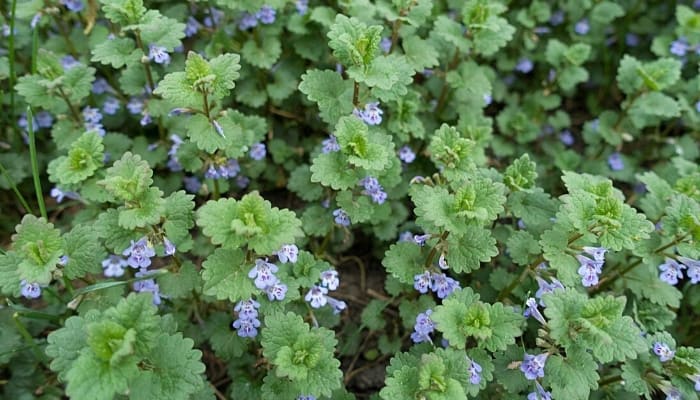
[0,161,34,214]
[27,108,47,219]
[134,31,156,93]
[434,48,462,114]
[352,81,360,107]
[56,87,82,123]
[13,313,48,366]
[8,0,17,140]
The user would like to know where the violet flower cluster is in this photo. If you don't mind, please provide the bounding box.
[410,309,435,343]
[354,102,383,125]
[232,298,261,338]
[576,246,607,287]
[659,256,700,286]
[248,258,288,301]
[359,176,387,204]
[305,269,346,314]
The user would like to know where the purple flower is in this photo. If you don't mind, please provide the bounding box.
[483,93,492,105]
[398,231,413,242]
[61,0,84,12]
[659,258,685,286]
[691,374,700,392]
[333,208,351,226]
[35,111,53,128]
[50,187,79,203]
[140,112,152,126]
[203,8,223,28]
[549,10,564,26]
[521,353,548,380]
[265,281,288,301]
[413,271,432,294]
[670,37,690,57]
[608,152,624,171]
[232,317,260,338]
[239,12,258,30]
[234,298,260,320]
[295,0,309,15]
[58,255,69,266]
[413,234,430,246]
[438,254,449,270]
[305,285,328,308]
[577,254,603,287]
[468,359,482,385]
[574,18,590,35]
[320,269,340,291]
[219,159,240,178]
[236,175,250,188]
[127,98,144,115]
[380,37,392,53]
[527,382,553,400]
[582,246,607,262]
[515,58,534,73]
[559,130,574,146]
[92,77,110,94]
[524,298,546,325]
[102,255,128,277]
[653,342,675,362]
[256,5,276,24]
[322,135,340,153]
[534,277,564,306]
[666,388,682,400]
[123,237,156,269]
[249,143,267,160]
[360,176,387,204]
[185,17,201,37]
[82,106,103,124]
[184,176,201,193]
[626,33,640,47]
[359,102,383,125]
[61,55,80,70]
[133,270,162,305]
[248,259,279,290]
[148,45,170,65]
[277,244,299,264]
[398,145,416,163]
[163,238,176,256]
[410,309,434,343]
[678,256,700,284]
[103,97,120,115]
[326,296,347,314]
[212,119,225,138]
[20,280,41,299]
[297,396,315,400]
[431,272,459,299]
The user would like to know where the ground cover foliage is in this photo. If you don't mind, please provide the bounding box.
[1,0,700,399]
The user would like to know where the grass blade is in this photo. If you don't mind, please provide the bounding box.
[27,107,47,219]
[0,161,34,214]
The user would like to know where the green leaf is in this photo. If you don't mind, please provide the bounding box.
[327,14,383,67]
[591,2,625,24]
[117,187,165,230]
[348,54,414,97]
[200,248,256,302]
[129,333,205,400]
[629,91,681,129]
[62,224,106,280]
[99,0,147,25]
[162,191,196,251]
[196,192,303,254]
[446,226,498,273]
[382,241,425,285]
[100,152,153,202]
[310,152,362,191]
[13,215,63,285]
[506,231,541,266]
[544,348,599,400]
[91,37,139,68]
[334,116,394,171]
[361,299,388,331]
[288,165,324,202]
[49,132,104,185]
[242,36,282,69]
[402,36,440,72]
[137,11,186,50]
[544,290,646,363]
[299,69,354,125]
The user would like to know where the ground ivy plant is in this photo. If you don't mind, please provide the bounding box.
[1,0,700,399]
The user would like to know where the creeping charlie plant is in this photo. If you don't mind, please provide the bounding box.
[1,0,699,399]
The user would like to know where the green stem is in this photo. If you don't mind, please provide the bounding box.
[0,161,34,213]
[13,313,48,365]
[134,31,156,93]
[27,108,47,219]
[352,81,360,107]
[56,87,82,123]
[423,231,450,269]
[212,179,220,200]
[8,0,17,140]
[434,48,462,115]
[31,24,38,73]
